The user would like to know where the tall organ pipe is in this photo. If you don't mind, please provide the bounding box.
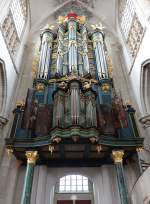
[92,30,108,79]
[70,82,80,125]
[56,25,65,75]
[38,29,54,79]
[68,20,77,73]
[81,26,90,74]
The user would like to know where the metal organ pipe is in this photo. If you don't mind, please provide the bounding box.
[85,92,97,127]
[81,26,90,74]
[92,31,108,79]
[38,29,54,79]
[70,82,80,125]
[56,26,65,75]
[68,20,77,73]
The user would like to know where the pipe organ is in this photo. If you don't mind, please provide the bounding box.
[8,11,142,140]
[6,12,143,204]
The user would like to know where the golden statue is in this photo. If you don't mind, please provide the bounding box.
[78,16,86,24]
[40,24,55,31]
[91,22,105,31]
[57,16,66,24]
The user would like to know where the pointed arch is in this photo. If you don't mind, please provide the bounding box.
[0,59,7,114]
[140,59,150,114]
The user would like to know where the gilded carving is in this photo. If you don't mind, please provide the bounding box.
[91,22,105,31]
[136,147,144,153]
[96,144,102,153]
[35,83,45,92]
[49,145,55,154]
[101,83,110,93]
[6,148,13,157]
[26,151,38,164]
[112,150,124,163]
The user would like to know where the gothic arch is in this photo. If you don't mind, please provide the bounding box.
[140,59,150,114]
[0,59,7,114]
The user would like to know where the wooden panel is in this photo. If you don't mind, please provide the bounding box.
[57,200,73,204]
[76,200,91,204]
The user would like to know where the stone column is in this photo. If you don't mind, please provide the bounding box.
[0,116,8,162]
[112,150,129,204]
[21,151,38,204]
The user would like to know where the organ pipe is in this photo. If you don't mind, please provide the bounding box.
[68,20,77,73]
[56,25,65,75]
[92,30,108,79]
[38,29,54,79]
[81,26,90,74]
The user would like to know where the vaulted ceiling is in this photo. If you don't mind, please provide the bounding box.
[29,0,118,37]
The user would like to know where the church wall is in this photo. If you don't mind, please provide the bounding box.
[115,2,150,203]
[131,166,150,204]
[129,27,150,116]
[0,2,32,204]
[0,0,30,117]
[11,165,128,204]
[116,0,150,117]
[0,30,17,117]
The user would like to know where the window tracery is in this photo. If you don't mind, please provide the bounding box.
[1,0,27,58]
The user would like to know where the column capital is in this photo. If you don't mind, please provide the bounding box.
[112,150,124,163]
[25,151,38,164]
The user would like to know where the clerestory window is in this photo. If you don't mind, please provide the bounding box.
[10,0,27,38]
[1,0,27,57]
[118,0,144,59]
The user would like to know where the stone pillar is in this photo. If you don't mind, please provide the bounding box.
[21,151,38,204]
[112,150,129,204]
[0,116,8,162]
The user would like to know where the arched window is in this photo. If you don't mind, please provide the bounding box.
[1,0,28,57]
[0,60,6,113]
[56,175,92,193]
[118,0,144,59]
[141,60,150,114]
